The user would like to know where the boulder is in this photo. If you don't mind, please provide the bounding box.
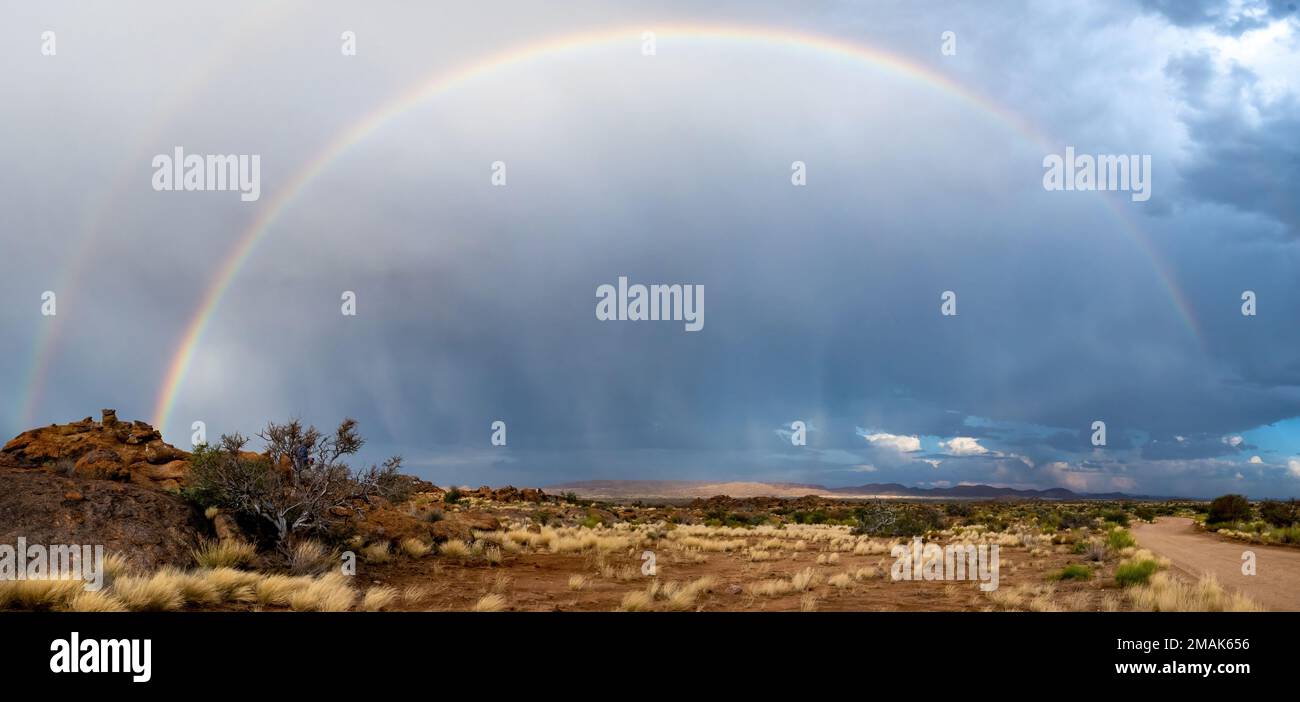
[0,466,204,571]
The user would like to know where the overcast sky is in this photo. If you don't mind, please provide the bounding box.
[2,0,1298,497]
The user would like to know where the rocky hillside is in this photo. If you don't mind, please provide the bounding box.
[1,409,190,490]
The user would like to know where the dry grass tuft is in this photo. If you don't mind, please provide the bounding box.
[361,542,392,563]
[473,593,508,612]
[112,573,185,611]
[439,540,470,559]
[361,585,398,611]
[1126,573,1264,612]
[192,539,256,569]
[288,574,355,612]
[400,538,431,558]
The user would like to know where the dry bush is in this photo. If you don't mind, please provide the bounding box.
[800,594,819,612]
[289,540,334,575]
[791,567,822,592]
[361,542,391,563]
[853,566,881,580]
[1126,573,1263,612]
[618,589,653,611]
[192,539,257,569]
[188,419,399,545]
[400,538,431,558]
[829,573,853,588]
[567,575,588,591]
[439,540,470,558]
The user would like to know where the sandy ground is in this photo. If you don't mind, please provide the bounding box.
[1132,517,1300,611]
[364,539,1115,612]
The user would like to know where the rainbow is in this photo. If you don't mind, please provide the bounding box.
[14,1,305,429]
[148,23,1203,439]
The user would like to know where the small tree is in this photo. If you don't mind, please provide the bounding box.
[1206,494,1252,526]
[1259,499,1299,528]
[188,418,399,546]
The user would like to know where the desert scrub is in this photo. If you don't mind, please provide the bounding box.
[1049,564,1092,581]
[192,539,257,569]
[1116,558,1159,587]
[1126,572,1263,612]
[1105,528,1136,552]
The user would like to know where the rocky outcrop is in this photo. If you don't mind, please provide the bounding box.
[1,409,190,491]
[0,466,204,571]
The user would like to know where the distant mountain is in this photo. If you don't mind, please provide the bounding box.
[546,479,1148,500]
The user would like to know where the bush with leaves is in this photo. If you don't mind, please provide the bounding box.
[186,418,401,546]
[1206,494,1252,527]
[1259,499,1299,528]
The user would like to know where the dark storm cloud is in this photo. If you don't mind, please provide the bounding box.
[1140,0,1298,35]
[2,0,1298,497]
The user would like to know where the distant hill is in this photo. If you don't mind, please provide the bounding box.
[546,479,1149,500]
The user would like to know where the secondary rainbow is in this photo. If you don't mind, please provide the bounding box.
[150,23,1203,438]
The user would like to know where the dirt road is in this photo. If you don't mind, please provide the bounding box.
[1131,517,1300,611]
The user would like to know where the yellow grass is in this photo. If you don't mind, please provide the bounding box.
[473,593,508,612]
[60,589,128,612]
[567,575,588,591]
[1126,573,1264,612]
[361,542,391,563]
[0,578,84,610]
[401,584,430,604]
[361,586,398,611]
[112,573,185,611]
[399,538,431,558]
[439,540,470,558]
[192,539,256,569]
[288,573,355,612]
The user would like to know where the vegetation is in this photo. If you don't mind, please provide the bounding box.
[1049,564,1093,581]
[1206,494,1252,527]
[1116,558,1159,587]
[186,418,402,546]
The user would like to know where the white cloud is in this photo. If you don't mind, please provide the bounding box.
[1250,455,1263,464]
[1289,459,1300,479]
[939,436,988,456]
[1223,435,1244,447]
[860,431,921,453]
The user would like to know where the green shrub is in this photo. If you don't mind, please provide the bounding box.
[1106,528,1136,551]
[443,488,463,504]
[1098,508,1130,528]
[1207,494,1252,526]
[1259,500,1299,528]
[1050,564,1093,581]
[1116,559,1159,587]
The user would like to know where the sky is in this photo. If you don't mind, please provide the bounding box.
[1,0,1298,498]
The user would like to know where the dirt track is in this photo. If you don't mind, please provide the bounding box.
[1132,517,1300,611]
